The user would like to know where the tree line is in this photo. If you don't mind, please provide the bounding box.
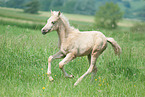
[0,0,144,20]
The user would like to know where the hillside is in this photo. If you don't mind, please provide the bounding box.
[0,7,137,33]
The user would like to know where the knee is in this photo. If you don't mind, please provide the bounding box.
[59,62,64,69]
[48,56,53,63]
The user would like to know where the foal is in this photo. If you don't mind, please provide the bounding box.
[41,11,121,86]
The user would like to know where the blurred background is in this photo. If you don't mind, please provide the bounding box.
[0,0,145,20]
[0,0,145,31]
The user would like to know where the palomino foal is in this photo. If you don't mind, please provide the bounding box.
[41,11,121,86]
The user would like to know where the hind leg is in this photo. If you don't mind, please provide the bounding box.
[88,54,98,81]
[74,53,99,86]
[74,39,106,86]
[90,39,107,81]
[91,65,97,81]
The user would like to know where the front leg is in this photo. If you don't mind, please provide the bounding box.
[59,53,75,78]
[47,51,65,81]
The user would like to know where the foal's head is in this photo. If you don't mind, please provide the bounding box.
[41,11,61,35]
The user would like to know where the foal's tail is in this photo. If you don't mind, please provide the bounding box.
[107,37,122,56]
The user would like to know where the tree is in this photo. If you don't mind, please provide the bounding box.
[40,0,53,11]
[49,0,65,11]
[94,2,123,29]
[24,0,40,14]
[3,0,24,8]
[63,0,77,13]
[137,6,145,20]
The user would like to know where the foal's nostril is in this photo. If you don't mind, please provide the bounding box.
[41,29,46,32]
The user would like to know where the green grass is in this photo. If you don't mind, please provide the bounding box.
[0,7,145,97]
[0,7,47,22]
[0,24,145,96]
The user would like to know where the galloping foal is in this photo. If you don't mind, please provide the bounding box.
[41,11,121,86]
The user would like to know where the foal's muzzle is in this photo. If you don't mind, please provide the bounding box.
[41,29,51,35]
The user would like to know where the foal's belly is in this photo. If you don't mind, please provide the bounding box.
[76,48,92,57]
[76,41,93,56]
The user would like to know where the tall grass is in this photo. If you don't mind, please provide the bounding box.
[0,24,145,96]
[0,20,44,30]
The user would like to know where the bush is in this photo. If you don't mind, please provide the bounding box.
[24,0,40,14]
[94,2,123,29]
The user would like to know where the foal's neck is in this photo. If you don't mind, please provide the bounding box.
[57,19,72,48]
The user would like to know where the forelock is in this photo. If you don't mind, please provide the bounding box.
[52,11,59,16]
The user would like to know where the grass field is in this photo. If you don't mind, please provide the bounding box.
[0,7,145,97]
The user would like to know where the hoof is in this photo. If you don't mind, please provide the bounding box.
[70,75,74,78]
[65,74,74,78]
[49,76,54,81]
[74,82,78,86]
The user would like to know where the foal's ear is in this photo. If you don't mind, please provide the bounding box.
[51,10,53,15]
[58,11,61,17]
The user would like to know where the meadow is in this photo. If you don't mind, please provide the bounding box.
[0,7,145,97]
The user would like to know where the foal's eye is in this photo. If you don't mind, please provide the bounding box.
[51,21,56,24]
